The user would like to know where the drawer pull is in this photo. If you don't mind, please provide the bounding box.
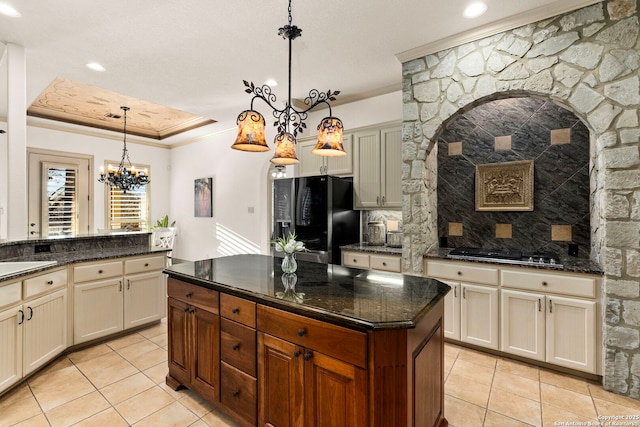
[454,287,457,298]
[127,280,131,290]
[304,352,313,361]
[538,299,542,312]
[232,344,240,351]
[353,259,357,263]
[233,391,240,398]
[382,262,387,266]
[232,308,240,314]
[46,280,54,285]
[145,263,149,267]
[462,287,466,299]
[27,306,33,321]
[542,281,548,286]
[18,309,24,325]
[297,328,307,337]
[186,292,192,298]
[457,271,462,276]
[293,350,301,357]
[98,269,103,274]
[549,299,553,313]
[119,281,122,292]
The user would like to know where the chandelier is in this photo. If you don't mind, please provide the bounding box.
[231,0,346,164]
[98,106,149,193]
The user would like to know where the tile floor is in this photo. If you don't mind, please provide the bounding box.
[1,321,639,427]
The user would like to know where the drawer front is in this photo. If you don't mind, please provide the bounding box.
[220,293,256,328]
[220,362,257,426]
[0,281,22,308]
[24,268,68,298]
[221,318,256,376]
[257,305,367,368]
[167,278,219,313]
[426,260,498,286]
[343,252,370,269]
[370,254,401,272]
[74,261,123,283]
[501,269,596,298]
[125,255,166,275]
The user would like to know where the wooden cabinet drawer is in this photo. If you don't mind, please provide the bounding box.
[220,362,257,426]
[220,293,256,328]
[23,268,68,298]
[0,281,21,308]
[257,305,367,369]
[426,260,498,286]
[74,260,123,283]
[370,254,401,272]
[221,318,256,376]
[125,255,166,275]
[167,278,219,313]
[501,269,596,298]
[343,252,370,269]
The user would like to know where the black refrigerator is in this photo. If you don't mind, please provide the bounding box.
[272,176,360,265]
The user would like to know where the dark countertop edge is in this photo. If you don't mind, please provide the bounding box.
[0,247,169,282]
[0,231,151,247]
[341,244,403,255]
[164,269,436,332]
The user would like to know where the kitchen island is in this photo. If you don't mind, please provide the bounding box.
[164,254,450,427]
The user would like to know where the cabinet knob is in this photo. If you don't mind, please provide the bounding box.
[297,328,307,337]
[233,391,240,398]
[304,352,313,361]
[184,307,190,313]
[353,259,357,263]
[186,292,192,298]
[382,262,387,266]
[232,344,240,351]
[46,280,54,285]
[293,350,301,358]
[542,281,548,286]
[457,271,462,276]
[98,269,103,274]
[232,308,239,314]
[145,263,149,267]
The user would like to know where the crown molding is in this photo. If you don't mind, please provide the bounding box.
[395,0,604,63]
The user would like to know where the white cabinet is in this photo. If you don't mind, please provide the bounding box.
[442,281,460,341]
[353,125,402,209]
[73,254,166,344]
[500,289,545,361]
[297,134,353,176]
[0,305,22,392]
[460,284,499,350]
[342,251,401,273]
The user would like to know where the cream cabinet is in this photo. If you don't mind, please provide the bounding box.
[73,254,166,344]
[0,269,68,394]
[342,251,401,273]
[297,134,353,176]
[353,125,402,209]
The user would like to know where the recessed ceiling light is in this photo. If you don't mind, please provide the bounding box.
[264,79,278,87]
[86,62,106,72]
[0,3,21,17]
[463,1,488,18]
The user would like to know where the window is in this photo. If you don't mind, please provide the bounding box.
[105,163,150,231]
[44,163,78,236]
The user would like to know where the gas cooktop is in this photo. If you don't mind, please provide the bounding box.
[447,247,563,268]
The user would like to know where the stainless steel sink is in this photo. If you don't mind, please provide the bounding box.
[0,261,58,276]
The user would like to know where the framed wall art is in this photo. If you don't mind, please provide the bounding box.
[194,177,213,217]
[475,160,534,211]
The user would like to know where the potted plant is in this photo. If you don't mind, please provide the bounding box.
[152,215,176,249]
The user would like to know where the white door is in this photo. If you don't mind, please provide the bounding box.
[28,150,92,238]
[500,289,545,361]
[124,272,165,329]
[546,295,596,373]
[354,130,381,208]
[460,284,499,349]
[297,140,326,176]
[442,281,460,341]
[74,278,124,344]
[0,305,23,393]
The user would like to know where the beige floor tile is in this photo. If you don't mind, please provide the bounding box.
[488,387,541,427]
[201,409,241,427]
[444,354,457,375]
[589,383,640,411]
[445,343,462,359]
[445,372,492,407]
[539,369,589,395]
[115,386,175,424]
[178,389,216,417]
[541,402,596,426]
[44,391,110,427]
[496,358,540,381]
[106,332,147,350]
[116,339,161,361]
[150,333,169,348]
[484,410,534,427]
[144,361,169,385]
[100,372,156,406]
[8,413,50,427]
[68,343,114,364]
[75,352,139,389]
[158,382,191,400]
[450,358,495,385]
[128,347,168,371]
[540,383,597,419]
[34,355,73,376]
[593,397,640,418]
[189,421,210,427]
[133,401,199,426]
[0,384,42,427]
[73,407,129,427]
[458,349,498,369]
[29,364,96,412]
[492,370,541,401]
[139,323,167,339]
[444,394,486,427]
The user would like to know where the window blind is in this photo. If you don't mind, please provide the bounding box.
[46,166,77,236]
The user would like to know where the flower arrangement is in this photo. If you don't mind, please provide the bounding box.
[273,232,308,254]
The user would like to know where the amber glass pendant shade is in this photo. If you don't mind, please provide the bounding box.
[271,132,299,165]
[312,117,346,156]
[231,110,269,152]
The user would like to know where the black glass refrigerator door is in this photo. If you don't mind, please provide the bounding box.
[293,176,328,252]
[273,178,293,241]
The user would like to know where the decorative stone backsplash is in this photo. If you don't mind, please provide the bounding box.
[437,97,591,257]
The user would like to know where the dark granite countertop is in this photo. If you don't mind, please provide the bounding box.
[164,254,450,331]
[341,243,403,255]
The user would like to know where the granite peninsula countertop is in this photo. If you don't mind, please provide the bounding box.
[164,254,450,331]
[341,243,402,255]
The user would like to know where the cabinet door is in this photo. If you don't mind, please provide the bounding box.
[258,332,304,427]
[167,297,190,386]
[23,289,67,375]
[74,278,123,344]
[304,350,368,427]
[124,271,165,329]
[442,281,460,341]
[0,305,23,393]
[298,140,326,177]
[326,133,353,176]
[354,129,382,208]
[500,289,545,361]
[460,284,499,350]
[381,126,402,208]
[190,306,220,401]
[546,296,596,373]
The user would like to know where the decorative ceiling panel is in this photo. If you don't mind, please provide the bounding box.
[27,78,215,140]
